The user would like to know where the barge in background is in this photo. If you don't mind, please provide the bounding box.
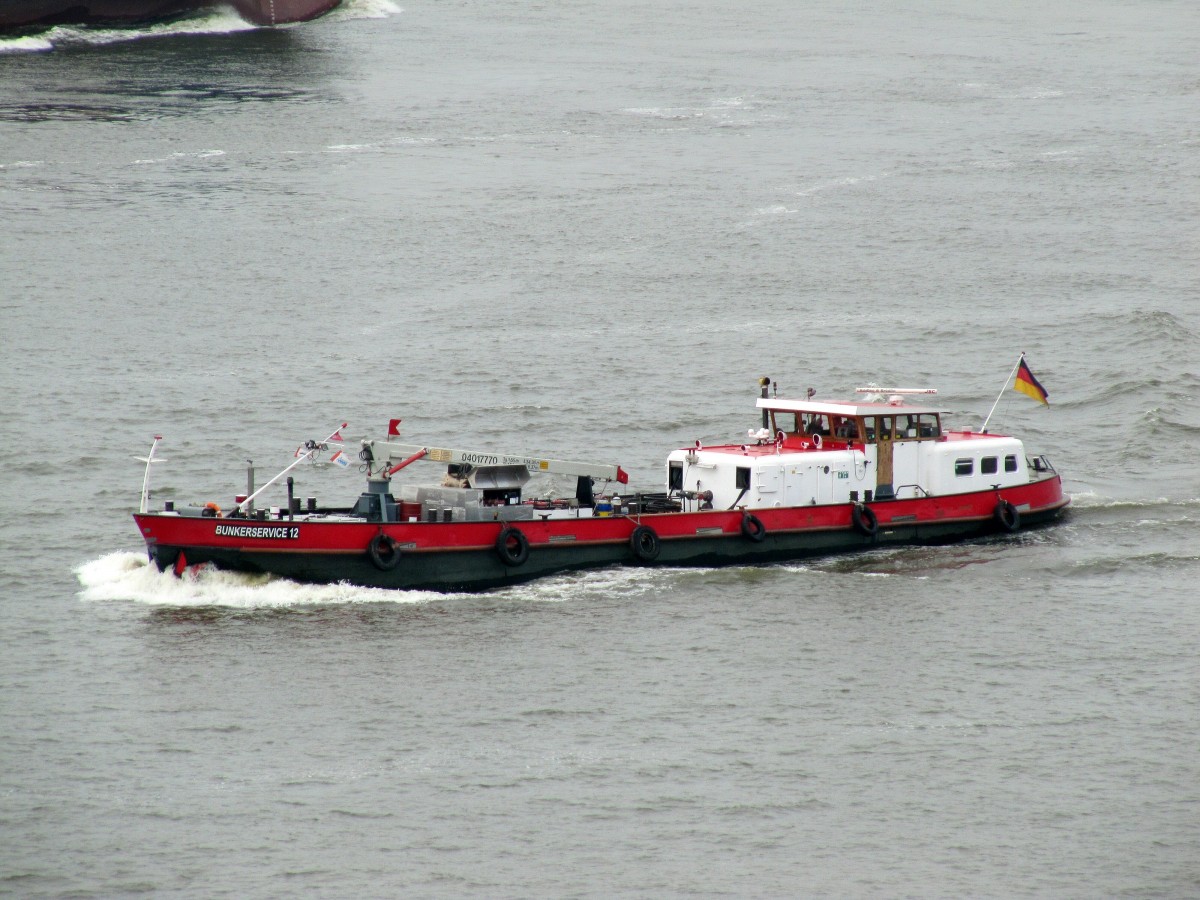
[132,378,1069,592]
[0,0,340,30]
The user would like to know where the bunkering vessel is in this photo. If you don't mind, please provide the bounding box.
[133,379,1069,592]
[0,0,340,30]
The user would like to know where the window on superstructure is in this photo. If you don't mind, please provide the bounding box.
[981,457,998,475]
[832,416,859,439]
[669,462,683,491]
[770,412,801,434]
[1004,455,1018,472]
[895,414,941,441]
[736,467,751,490]
[955,458,973,476]
[804,414,830,437]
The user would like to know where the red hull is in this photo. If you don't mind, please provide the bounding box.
[134,476,1069,593]
[0,0,340,28]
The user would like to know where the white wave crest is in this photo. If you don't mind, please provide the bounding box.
[74,550,433,608]
[330,0,401,19]
[492,564,678,603]
[0,33,55,53]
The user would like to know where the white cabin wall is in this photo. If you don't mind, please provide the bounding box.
[782,465,816,507]
[758,451,862,508]
[922,438,1030,495]
[666,449,865,510]
[666,438,1034,510]
[892,442,922,497]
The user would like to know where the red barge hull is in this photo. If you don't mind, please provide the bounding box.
[0,0,340,29]
[134,477,1068,593]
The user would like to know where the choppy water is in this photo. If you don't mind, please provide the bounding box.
[3,1,1199,896]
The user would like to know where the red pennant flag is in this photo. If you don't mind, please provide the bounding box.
[387,418,403,438]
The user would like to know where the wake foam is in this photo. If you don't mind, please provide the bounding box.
[329,0,400,19]
[75,550,433,608]
[74,550,671,609]
[1066,492,1200,511]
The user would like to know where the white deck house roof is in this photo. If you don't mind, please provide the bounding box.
[756,397,946,417]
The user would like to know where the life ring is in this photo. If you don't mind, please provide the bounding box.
[629,525,661,562]
[368,534,402,571]
[495,526,530,567]
[741,513,766,543]
[203,501,221,518]
[811,433,822,449]
[852,504,878,537]
[994,500,1020,533]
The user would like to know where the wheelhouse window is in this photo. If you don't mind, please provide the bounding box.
[870,416,895,443]
[981,456,999,475]
[831,416,859,439]
[955,458,974,476]
[1004,455,1018,473]
[896,413,942,440]
[769,411,801,435]
[803,414,832,436]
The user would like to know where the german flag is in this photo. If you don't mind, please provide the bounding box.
[1013,357,1049,405]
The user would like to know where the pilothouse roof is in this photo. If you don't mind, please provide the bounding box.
[757,397,945,417]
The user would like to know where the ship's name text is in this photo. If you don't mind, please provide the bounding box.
[215,524,300,540]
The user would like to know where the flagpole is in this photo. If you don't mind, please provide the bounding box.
[980,354,1025,434]
[234,423,347,514]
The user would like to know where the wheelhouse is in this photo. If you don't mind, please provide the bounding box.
[760,398,945,448]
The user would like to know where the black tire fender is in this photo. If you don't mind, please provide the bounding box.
[741,513,766,543]
[368,534,402,571]
[852,504,878,537]
[629,524,661,562]
[994,500,1020,533]
[495,526,530,567]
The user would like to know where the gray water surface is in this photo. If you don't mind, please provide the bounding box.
[2,1,1199,896]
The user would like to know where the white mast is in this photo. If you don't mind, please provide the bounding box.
[136,436,166,513]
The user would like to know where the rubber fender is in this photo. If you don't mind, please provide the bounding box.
[368,534,402,571]
[994,500,1020,533]
[495,526,530,567]
[741,513,767,542]
[629,524,661,562]
[852,504,878,537]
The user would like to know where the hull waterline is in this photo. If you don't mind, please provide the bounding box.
[135,482,1069,593]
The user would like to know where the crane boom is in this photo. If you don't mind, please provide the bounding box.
[362,441,628,484]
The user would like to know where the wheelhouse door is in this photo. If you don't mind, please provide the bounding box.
[873,416,894,495]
